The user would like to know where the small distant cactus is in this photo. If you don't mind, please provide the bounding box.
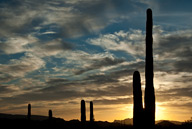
[49,110,52,120]
[90,101,94,123]
[27,104,31,120]
[81,100,86,123]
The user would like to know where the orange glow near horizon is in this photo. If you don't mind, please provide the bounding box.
[50,103,191,122]
[58,103,191,122]
[104,103,191,122]
[156,103,166,120]
[1,101,191,122]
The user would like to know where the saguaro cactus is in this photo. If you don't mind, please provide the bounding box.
[90,101,94,123]
[81,100,86,123]
[49,110,53,120]
[27,103,31,120]
[144,8,155,127]
[133,71,143,127]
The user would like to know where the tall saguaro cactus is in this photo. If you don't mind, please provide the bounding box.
[81,100,86,123]
[144,8,155,127]
[49,110,53,120]
[90,101,94,123]
[133,71,143,127]
[27,103,31,120]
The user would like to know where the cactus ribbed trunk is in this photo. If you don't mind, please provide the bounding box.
[133,71,143,127]
[81,100,86,123]
[144,8,155,127]
[90,101,94,123]
[49,110,52,120]
[27,104,31,120]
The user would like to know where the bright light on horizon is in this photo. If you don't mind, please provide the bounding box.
[156,102,166,120]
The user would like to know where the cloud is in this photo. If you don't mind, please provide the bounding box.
[87,29,145,56]
[0,0,45,37]
[154,29,192,73]
[0,83,22,98]
[94,97,132,105]
[0,37,73,84]
[173,48,192,72]
[52,50,134,76]
[0,54,45,78]
[1,26,191,109]
[0,74,17,83]
[0,33,73,56]
[0,0,148,38]
[91,26,190,76]
[74,56,126,75]
[32,38,74,57]
[46,78,69,85]
[0,71,134,106]
[0,35,37,54]
[157,87,192,100]
[156,30,192,54]
[0,85,16,94]
[86,26,192,75]
[49,0,147,37]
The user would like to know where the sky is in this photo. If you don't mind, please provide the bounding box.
[0,0,192,122]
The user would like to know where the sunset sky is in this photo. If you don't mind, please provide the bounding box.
[0,0,192,122]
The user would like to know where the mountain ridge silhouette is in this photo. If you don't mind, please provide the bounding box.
[113,118,183,125]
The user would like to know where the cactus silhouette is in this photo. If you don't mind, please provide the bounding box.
[81,100,86,123]
[90,101,94,123]
[144,8,155,127]
[27,103,31,120]
[133,71,143,127]
[49,110,53,120]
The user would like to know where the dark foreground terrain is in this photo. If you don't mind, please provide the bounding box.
[0,118,191,129]
[0,113,191,129]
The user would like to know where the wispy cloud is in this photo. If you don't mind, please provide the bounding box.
[87,29,145,56]
[0,0,149,38]
[0,54,45,78]
[0,35,37,54]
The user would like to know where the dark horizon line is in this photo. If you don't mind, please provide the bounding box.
[0,112,188,123]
